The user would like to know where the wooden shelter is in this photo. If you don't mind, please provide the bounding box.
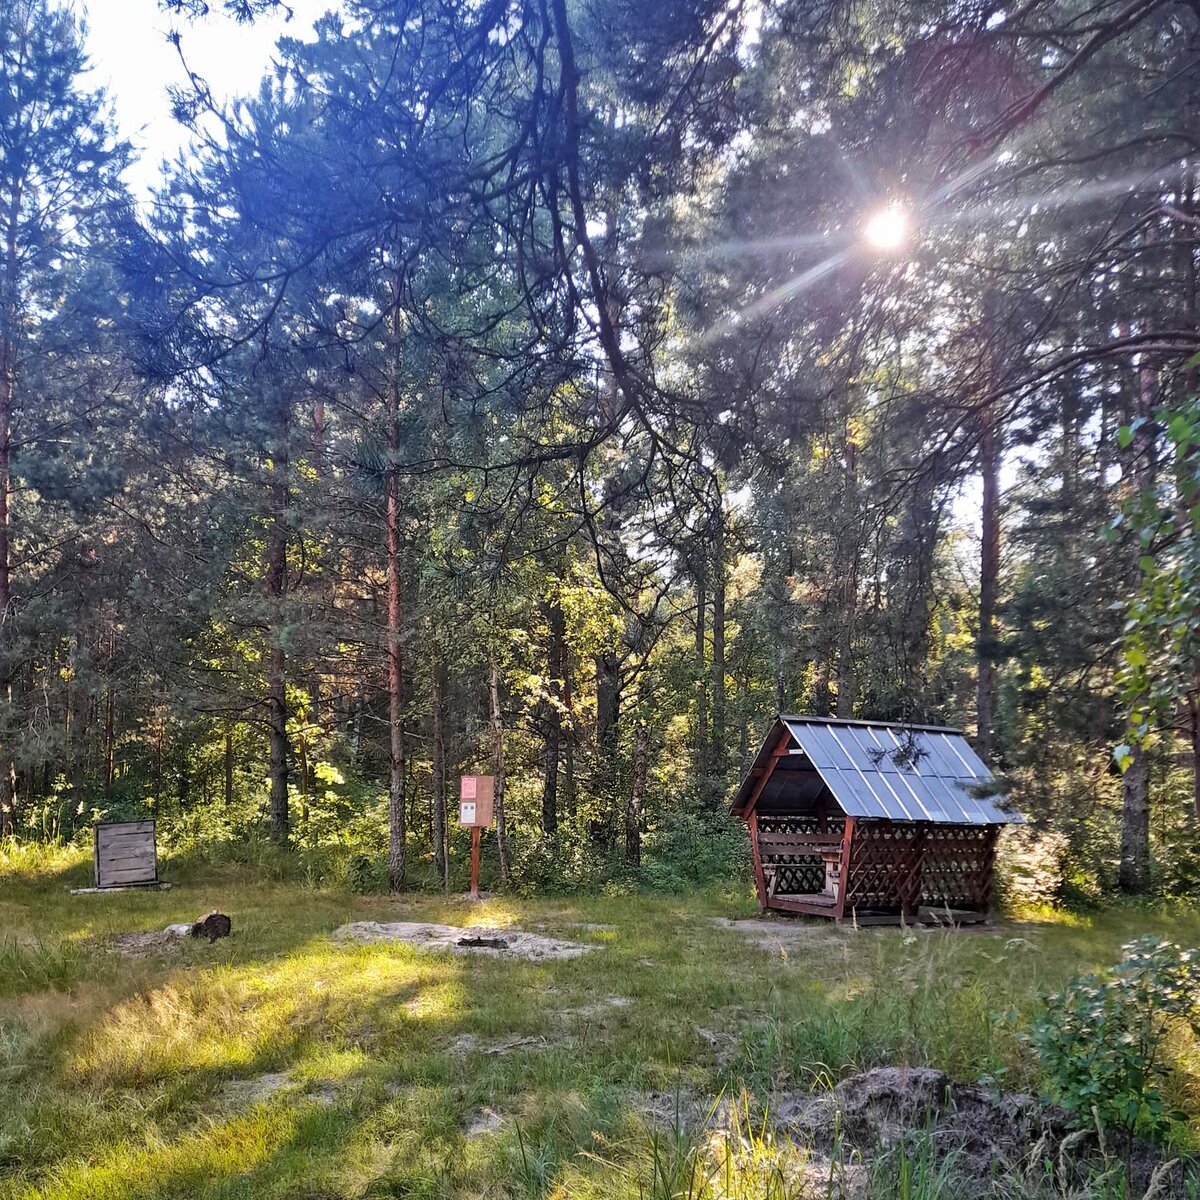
[731,716,1021,924]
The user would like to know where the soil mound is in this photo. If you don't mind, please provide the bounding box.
[775,1067,1188,1197]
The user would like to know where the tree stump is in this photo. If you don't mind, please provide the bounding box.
[191,911,232,941]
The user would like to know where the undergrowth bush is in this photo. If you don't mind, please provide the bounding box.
[1030,936,1200,1147]
[506,812,750,896]
[573,1096,1196,1200]
[508,826,631,896]
[639,812,751,892]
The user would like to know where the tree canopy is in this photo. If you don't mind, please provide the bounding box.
[3,0,1200,901]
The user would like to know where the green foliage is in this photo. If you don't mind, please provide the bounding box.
[1116,394,1200,763]
[339,851,388,894]
[640,812,751,893]
[1030,936,1200,1143]
[0,935,83,997]
[508,827,632,897]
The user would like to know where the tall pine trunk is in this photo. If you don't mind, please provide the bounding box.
[694,571,707,774]
[489,656,510,884]
[710,532,726,781]
[1119,747,1151,891]
[627,715,648,865]
[0,264,14,835]
[265,403,289,846]
[385,303,406,891]
[1191,686,1200,825]
[976,399,1001,764]
[224,728,234,808]
[542,598,565,835]
[103,685,115,800]
[431,660,448,889]
[1118,351,1157,891]
[596,650,620,759]
[562,652,577,816]
[836,416,859,718]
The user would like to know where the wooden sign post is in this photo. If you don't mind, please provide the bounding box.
[459,775,495,900]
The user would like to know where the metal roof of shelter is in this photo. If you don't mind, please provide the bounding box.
[731,715,1022,826]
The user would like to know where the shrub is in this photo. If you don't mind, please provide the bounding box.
[507,823,631,896]
[1030,935,1200,1145]
[640,811,751,889]
[339,851,388,894]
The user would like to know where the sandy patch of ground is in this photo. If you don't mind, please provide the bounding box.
[219,1070,340,1108]
[557,995,631,1021]
[709,916,854,953]
[332,920,594,961]
[108,924,195,958]
[220,1071,294,1106]
[450,1032,557,1056]
[465,1107,504,1136]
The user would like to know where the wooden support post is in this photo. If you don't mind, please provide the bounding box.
[904,825,926,921]
[835,816,856,920]
[469,826,481,900]
[742,726,791,913]
[749,810,768,910]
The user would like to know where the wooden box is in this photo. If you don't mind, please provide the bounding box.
[93,819,158,888]
[459,776,494,827]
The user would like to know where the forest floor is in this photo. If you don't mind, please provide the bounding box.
[3,851,1200,1199]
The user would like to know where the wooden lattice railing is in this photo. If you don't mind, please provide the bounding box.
[918,825,998,909]
[845,821,997,913]
[755,815,845,896]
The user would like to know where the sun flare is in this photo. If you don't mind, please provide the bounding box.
[863,204,910,251]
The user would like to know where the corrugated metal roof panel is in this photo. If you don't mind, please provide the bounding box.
[824,765,890,819]
[797,722,855,771]
[782,717,1022,825]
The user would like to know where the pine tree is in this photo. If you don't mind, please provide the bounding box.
[0,0,131,832]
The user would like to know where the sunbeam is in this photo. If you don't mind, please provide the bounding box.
[934,166,1188,228]
[695,246,855,345]
[639,230,837,271]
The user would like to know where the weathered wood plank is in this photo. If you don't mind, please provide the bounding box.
[96,820,154,835]
[97,830,154,845]
[99,857,155,873]
[768,895,839,917]
[96,836,155,853]
[757,832,843,850]
[100,853,155,871]
[97,842,154,859]
[94,820,158,888]
[99,869,157,886]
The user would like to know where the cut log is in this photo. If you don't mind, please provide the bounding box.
[457,935,508,950]
[191,911,232,941]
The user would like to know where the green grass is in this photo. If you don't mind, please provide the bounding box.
[2,845,1199,1198]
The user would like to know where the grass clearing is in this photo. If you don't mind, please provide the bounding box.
[3,848,1199,1198]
